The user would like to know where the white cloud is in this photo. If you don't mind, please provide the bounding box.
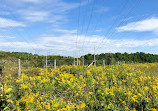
[6,0,43,5]
[0,41,44,49]
[14,0,80,23]
[37,34,158,55]
[0,35,15,38]
[19,10,50,22]
[52,29,77,34]
[121,17,133,22]
[0,11,10,15]
[0,17,26,28]
[0,0,81,24]
[116,17,158,32]
[0,0,93,27]
[95,7,109,13]
[20,0,41,3]
[0,33,158,56]
[95,29,103,32]
[111,39,158,48]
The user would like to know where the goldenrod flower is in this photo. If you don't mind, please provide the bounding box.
[122,101,126,104]
[80,102,86,108]
[144,96,150,102]
[151,108,157,111]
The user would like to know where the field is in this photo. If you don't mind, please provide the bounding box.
[0,63,158,111]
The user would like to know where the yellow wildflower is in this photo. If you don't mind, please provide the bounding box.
[144,96,150,102]
[151,108,157,111]
[4,88,12,94]
[137,93,142,97]
[80,102,86,108]
[126,91,132,98]
[122,101,126,104]
[107,103,112,109]
[89,92,92,95]
[144,86,149,91]
[54,103,59,107]
[45,103,50,110]
[20,84,27,89]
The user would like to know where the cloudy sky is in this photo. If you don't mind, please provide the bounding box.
[0,0,158,57]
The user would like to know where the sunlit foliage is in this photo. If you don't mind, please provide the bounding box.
[0,63,158,110]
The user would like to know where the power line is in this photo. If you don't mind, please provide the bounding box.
[80,0,130,55]
[80,0,96,56]
[2,0,42,55]
[95,0,141,52]
[75,0,82,58]
[85,0,112,49]
[76,0,90,57]
[106,0,158,54]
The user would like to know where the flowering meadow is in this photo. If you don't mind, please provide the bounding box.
[0,63,158,111]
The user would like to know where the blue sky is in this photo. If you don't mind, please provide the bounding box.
[0,0,158,57]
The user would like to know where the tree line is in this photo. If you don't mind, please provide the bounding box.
[83,52,158,65]
[0,51,157,67]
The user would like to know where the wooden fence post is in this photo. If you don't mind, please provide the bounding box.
[54,59,56,69]
[82,56,84,66]
[74,58,75,66]
[18,59,21,77]
[77,58,79,66]
[79,60,81,66]
[103,60,105,68]
[46,56,47,68]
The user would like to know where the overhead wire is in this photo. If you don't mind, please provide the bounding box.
[78,0,90,42]
[1,0,47,65]
[112,0,158,54]
[2,0,45,56]
[0,1,24,52]
[95,0,141,52]
[80,0,96,56]
[81,0,130,55]
[75,0,82,58]
[84,0,113,52]
[76,0,90,57]
[94,0,131,50]
[108,0,155,55]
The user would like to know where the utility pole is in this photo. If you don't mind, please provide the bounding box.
[18,59,21,77]
[94,47,96,66]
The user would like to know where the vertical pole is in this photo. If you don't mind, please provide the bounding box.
[46,55,47,68]
[82,56,84,66]
[54,59,56,69]
[103,60,105,68]
[18,59,21,77]
[74,58,75,66]
[77,58,79,66]
[94,47,96,66]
